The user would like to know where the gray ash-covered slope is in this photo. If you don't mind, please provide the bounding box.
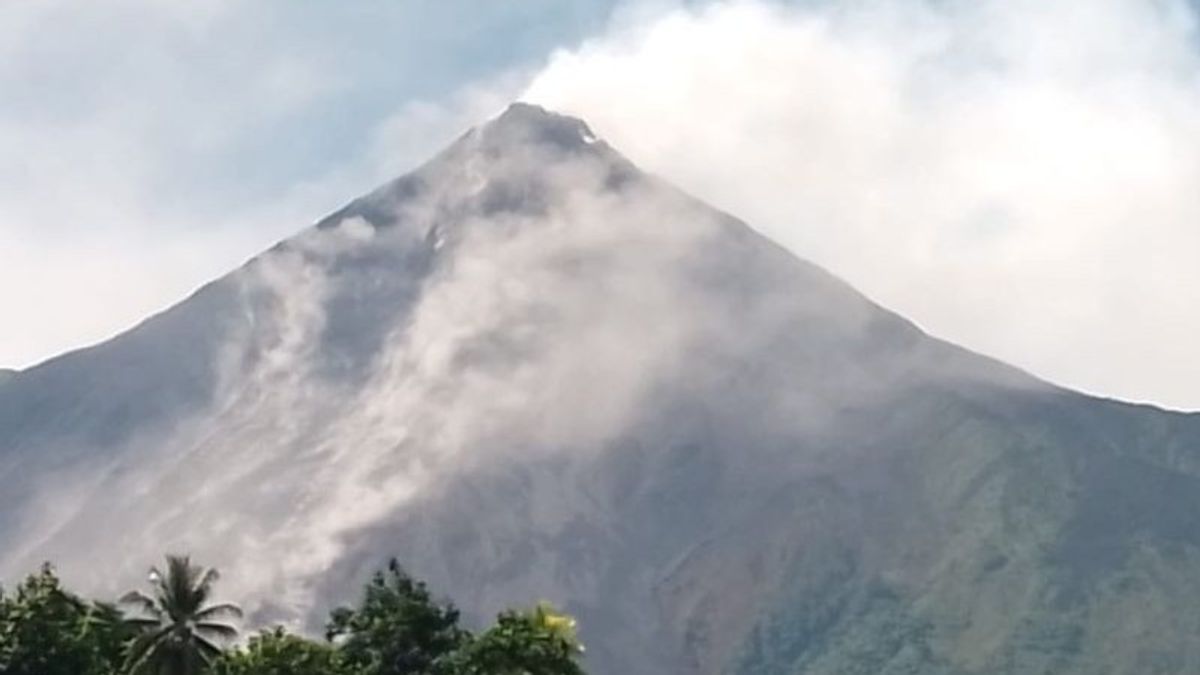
[3,103,1200,674]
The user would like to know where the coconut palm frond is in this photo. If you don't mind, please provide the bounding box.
[124,623,174,673]
[194,601,242,621]
[194,567,219,598]
[120,590,162,617]
[122,616,162,630]
[196,620,238,641]
[194,632,225,664]
[119,555,241,675]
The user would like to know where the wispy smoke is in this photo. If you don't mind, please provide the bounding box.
[0,110,749,624]
[523,0,1200,411]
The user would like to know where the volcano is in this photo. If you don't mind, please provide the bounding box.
[3,103,1200,674]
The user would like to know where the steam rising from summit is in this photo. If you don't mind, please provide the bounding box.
[3,104,1200,674]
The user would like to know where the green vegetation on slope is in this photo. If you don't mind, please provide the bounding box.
[714,392,1200,675]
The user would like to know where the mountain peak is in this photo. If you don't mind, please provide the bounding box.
[475,102,601,153]
[494,101,561,125]
[315,103,625,231]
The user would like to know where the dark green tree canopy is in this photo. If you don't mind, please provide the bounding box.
[326,558,469,675]
[0,564,132,675]
[1,556,588,675]
[213,627,354,675]
[449,603,585,675]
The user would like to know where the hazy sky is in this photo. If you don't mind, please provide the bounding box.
[3,0,1199,411]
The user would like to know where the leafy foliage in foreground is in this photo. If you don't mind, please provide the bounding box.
[213,628,352,675]
[447,604,585,675]
[0,564,133,675]
[325,559,468,675]
[0,558,585,675]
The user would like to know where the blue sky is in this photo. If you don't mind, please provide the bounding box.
[3,0,1200,410]
[0,0,631,371]
[2,1,621,220]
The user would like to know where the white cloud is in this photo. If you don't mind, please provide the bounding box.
[0,1,345,368]
[523,0,1200,410]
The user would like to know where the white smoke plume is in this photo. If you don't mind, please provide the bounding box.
[0,110,752,624]
[520,0,1200,411]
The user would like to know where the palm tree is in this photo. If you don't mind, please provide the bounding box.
[119,555,242,675]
